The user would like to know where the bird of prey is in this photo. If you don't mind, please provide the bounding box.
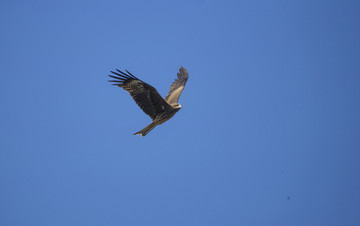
[108,67,189,136]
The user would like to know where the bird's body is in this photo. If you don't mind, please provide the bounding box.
[109,67,188,136]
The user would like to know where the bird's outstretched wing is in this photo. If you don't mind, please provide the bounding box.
[109,69,170,120]
[165,67,189,105]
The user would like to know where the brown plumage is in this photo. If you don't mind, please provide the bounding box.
[108,67,189,136]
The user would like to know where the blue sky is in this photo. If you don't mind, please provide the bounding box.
[1,0,360,225]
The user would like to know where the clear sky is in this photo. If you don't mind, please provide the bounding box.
[1,0,360,225]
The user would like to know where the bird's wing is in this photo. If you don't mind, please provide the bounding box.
[109,69,170,120]
[165,67,189,105]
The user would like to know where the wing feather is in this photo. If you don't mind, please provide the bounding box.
[108,69,171,120]
[165,66,189,105]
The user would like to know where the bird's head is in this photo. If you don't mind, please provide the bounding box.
[171,103,182,110]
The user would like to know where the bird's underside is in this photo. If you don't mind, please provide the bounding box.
[108,67,188,136]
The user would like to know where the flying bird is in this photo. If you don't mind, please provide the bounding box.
[108,67,189,136]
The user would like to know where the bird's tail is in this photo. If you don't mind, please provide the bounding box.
[133,122,157,137]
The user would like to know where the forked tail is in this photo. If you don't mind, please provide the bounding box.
[133,122,157,137]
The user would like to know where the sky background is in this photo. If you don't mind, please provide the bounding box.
[1,0,360,225]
